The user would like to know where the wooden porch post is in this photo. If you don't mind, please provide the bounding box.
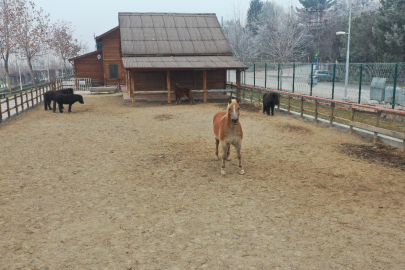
[203,70,207,102]
[131,71,136,104]
[236,69,241,100]
[167,70,171,104]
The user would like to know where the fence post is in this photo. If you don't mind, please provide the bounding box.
[258,89,261,106]
[250,88,253,104]
[310,63,313,96]
[350,108,355,134]
[358,64,363,104]
[332,63,336,99]
[244,70,246,85]
[330,102,335,128]
[31,89,34,107]
[35,88,39,105]
[287,95,291,115]
[264,63,267,89]
[314,99,318,123]
[392,63,398,110]
[374,110,381,144]
[20,92,24,111]
[227,70,230,83]
[14,94,18,115]
[253,63,256,87]
[6,97,10,118]
[300,96,304,118]
[277,63,280,90]
[25,91,29,108]
[292,63,295,93]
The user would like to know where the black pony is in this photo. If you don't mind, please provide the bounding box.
[53,94,84,113]
[44,88,74,110]
[262,92,280,116]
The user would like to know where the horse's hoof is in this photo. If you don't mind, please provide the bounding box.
[221,169,226,175]
[239,169,245,175]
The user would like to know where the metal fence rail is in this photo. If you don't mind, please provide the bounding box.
[228,63,405,110]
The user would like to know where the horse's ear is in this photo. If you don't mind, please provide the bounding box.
[228,99,232,104]
[236,98,240,104]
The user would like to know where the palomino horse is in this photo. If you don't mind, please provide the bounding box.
[213,98,245,175]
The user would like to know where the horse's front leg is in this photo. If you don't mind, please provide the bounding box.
[215,138,220,160]
[221,143,229,175]
[226,144,231,161]
[58,103,63,113]
[68,104,72,113]
[235,142,245,175]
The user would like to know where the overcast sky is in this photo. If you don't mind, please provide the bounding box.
[32,0,302,52]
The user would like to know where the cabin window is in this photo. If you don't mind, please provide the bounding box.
[96,41,102,51]
[109,64,118,79]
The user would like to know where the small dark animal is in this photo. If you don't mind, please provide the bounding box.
[44,88,74,110]
[262,92,280,116]
[174,83,195,105]
[53,94,84,113]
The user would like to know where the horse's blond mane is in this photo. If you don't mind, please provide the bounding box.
[228,99,238,108]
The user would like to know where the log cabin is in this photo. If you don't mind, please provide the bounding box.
[119,12,247,103]
[69,26,124,86]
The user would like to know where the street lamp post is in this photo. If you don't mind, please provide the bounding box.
[336,0,352,101]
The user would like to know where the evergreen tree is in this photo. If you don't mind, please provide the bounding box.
[247,0,263,34]
[372,0,405,62]
[297,0,337,12]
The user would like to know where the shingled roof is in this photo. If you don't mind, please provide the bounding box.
[119,13,246,70]
[119,13,233,56]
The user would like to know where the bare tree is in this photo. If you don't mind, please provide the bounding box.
[223,6,259,62]
[15,2,50,87]
[258,6,311,89]
[50,21,82,78]
[0,0,25,93]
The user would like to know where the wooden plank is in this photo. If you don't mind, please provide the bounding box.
[333,116,350,123]
[26,91,29,109]
[167,70,171,104]
[350,121,405,140]
[287,95,291,115]
[20,92,24,111]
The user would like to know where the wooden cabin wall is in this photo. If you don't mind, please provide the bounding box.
[74,53,104,80]
[101,28,125,85]
[134,71,167,91]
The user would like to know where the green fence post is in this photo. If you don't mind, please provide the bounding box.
[310,63,313,96]
[265,63,267,89]
[278,63,280,90]
[292,63,295,93]
[253,63,256,87]
[332,63,336,99]
[392,63,398,110]
[358,64,363,104]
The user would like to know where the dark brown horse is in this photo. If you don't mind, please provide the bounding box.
[174,83,195,105]
[213,98,244,175]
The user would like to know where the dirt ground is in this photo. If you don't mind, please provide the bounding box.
[1,94,405,269]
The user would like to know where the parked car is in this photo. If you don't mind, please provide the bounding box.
[308,70,339,82]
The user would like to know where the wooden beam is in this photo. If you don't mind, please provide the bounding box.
[203,70,207,102]
[167,70,171,104]
[236,70,241,100]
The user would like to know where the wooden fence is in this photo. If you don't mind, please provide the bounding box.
[0,80,62,124]
[228,83,405,151]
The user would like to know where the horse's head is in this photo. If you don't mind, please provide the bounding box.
[227,98,240,125]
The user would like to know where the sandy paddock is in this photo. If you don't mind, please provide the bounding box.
[0,94,404,269]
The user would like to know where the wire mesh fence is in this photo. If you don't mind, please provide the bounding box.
[227,62,405,110]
